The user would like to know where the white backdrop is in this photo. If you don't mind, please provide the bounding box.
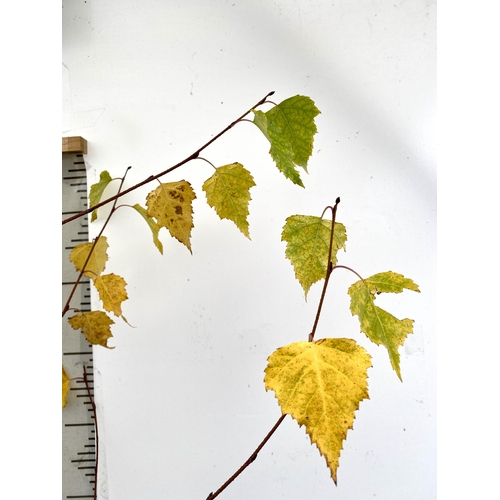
[63,1,436,499]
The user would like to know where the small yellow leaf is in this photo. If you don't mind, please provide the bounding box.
[62,366,70,408]
[68,311,115,348]
[202,163,256,238]
[146,180,196,253]
[265,338,371,484]
[69,236,109,280]
[94,273,128,317]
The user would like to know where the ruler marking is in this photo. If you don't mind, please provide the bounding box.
[63,151,98,499]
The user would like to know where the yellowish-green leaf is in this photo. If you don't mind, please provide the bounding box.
[348,271,420,381]
[253,95,320,186]
[146,180,196,253]
[202,163,256,238]
[132,204,163,254]
[69,236,109,280]
[68,311,115,348]
[264,338,371,484]
[62,366,70,408]
[89,170,113,222]
[282,215,347,299]
[94,273,128,317]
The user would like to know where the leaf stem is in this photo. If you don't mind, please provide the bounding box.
[62,91,275,225]
[205,414,287,500]
[62,168,131,317]
[195,156,217,170]
[308,197,341,342]
[331,264,365,283]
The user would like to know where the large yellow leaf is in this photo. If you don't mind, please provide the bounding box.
[348,271,420,381]
[69,236,109,279]
[62,366,70,408]
[264,338,371,484]
[94,273,128,317]
[68,311,115,348]
[282,215,347,299]
[146,180,196,253]
[202,163,256,238]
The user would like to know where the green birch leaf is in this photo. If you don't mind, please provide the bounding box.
[89,171,113,222]
[132,204,164,254]
[282,215,347,299]
[348,271,420,381]
[253,95,320,186]
[202,163,256,239]
[253,109,268,137]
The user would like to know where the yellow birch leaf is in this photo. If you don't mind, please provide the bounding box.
[202,163,256,238]
[94,273,128,317]
[62,366,70,408]
[132,203,164,254]
[69,236,109,280]
[348,271,420,381]
[89,170,113,222]
[282,215,347,299]
[68,311,115,348]
[146,180,196,253]
[264,338,371,484]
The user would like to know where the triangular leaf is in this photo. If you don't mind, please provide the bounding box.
[348,271,420,381]
[202,163,256,238]
[69,236,109,279]
[94,273,128,317]
[89,170,113,222]
[132,203,164,254]
[282,215,347,299]
[254,110,303,186]
[264,338,371,484]
[146,180,196,253]
[68,310,115,348]
[253,95,320,186]
[62,366,70,408]
[265,95,320,170]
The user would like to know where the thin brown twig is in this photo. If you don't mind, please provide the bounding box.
[83,365,98,500]
[205,414,287,500]
[62,91,275,226]
[308,197,341,342]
